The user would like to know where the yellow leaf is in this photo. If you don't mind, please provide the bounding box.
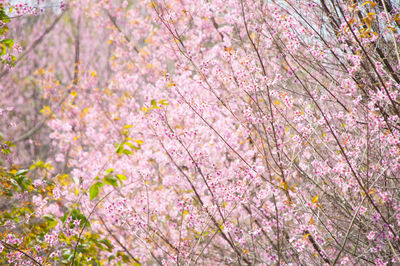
[81,108,89,118]
[40,106,52,116]
[363,17,372,28]
[58,174,72,186]
[9,169,17,175]
[224,46,233,53]
[280,181,288,191]
[44,163,53,170]
[166,82,176,88]
[362,1,376,7]
[239,139,247,145]
[312,195,319,204]
[122,125,133,130]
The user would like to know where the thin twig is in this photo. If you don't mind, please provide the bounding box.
[0,11,66,79]
[0,239,42,265]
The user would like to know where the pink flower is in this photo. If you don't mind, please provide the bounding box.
[367,231,375,240]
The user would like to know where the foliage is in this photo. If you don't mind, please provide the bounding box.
[0,140,115,265]
[0,4,16,66]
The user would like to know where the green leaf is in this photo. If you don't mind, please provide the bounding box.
[0,44,6,56]
[16,169,28,176]
[105,168,114,174]
[30,160,45,170]
[124,141,140,150]
[99,239,114,251]
[103,176,118,187]
[0,26,8,35]
[14,176,27,191]
[10,179,19,188]
[116,174,127,181]
[1,38,13,48]
[122,149,133,155]
[116,174,126,187]
[61,212,69,223]
[44,214,58,228]
[4,140,15,147]
[0,9,10,23]
[89,182,102,201]
[115,143,123,154]
[43,214,56,221]
[158,99,169,105]
[70,208,90,228]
